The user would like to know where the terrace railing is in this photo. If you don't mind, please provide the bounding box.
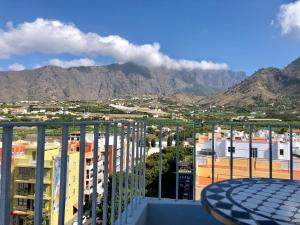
[0,121,298,225]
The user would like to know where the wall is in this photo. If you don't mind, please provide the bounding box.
[146,200,221,225]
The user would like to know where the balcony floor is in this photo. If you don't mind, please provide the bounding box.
[121,198,222,225]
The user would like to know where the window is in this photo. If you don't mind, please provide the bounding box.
[43,185,48,194]
[44,169,50,178]
[19,218,25,225]
[32,151,36,161]
[252,148,258,158]
[18,167,32,178]
[87,159,92,166]
[227,147,235,153]
[43,201,47,209]
[17,199,27,206]
[280,149,284,156]
[17,183,29,195]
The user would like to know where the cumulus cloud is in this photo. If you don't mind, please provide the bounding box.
[0,18,228,70]
[277,0,300,38]
[48,58,97,68]
[8,63,25,71]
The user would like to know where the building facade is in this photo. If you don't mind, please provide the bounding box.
[11,143,79,225]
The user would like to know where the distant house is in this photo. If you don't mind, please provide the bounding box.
[199,138,296,161]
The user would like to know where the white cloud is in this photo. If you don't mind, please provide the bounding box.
[48,58,97,68]
[33,64,43,69]
[8,63,25,71]
[277,0,300,38]
[0,18,228,70]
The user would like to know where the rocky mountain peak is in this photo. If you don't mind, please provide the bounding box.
[0,62,246,102]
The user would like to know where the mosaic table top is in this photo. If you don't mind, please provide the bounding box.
[201,178,300,225]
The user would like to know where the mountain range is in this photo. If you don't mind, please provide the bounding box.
[1,58,299,108]
[197,58,300,108]
[0,62,246,102]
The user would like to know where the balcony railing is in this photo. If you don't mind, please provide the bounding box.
[0,121,299,225]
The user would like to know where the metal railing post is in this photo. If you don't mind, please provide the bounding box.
[125,123,131,223]
[175,123,179,201]
[102,122,110,225]
[230,124,233,179]
[0,126,13,225]
[135,123,139,209]
[34,126,46,225]
[289,125,293,180]
[78,125,86,225]
[130,123,135,215]
[269,125,272,179]
[118,124,125,225]
[143,124,147,198]
[193,123,196,201]
[249,125,253,178]
[211,124,215,183]
[158,124,162,199]
[139,123,143,204]
[92,123,99,225]
[111,123,118,225]
[58,125,69,225]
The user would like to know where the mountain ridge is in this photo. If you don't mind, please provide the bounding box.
[197,58,300,108]
[0,62,246,102]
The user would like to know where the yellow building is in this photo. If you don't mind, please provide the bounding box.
[11,143,79,225]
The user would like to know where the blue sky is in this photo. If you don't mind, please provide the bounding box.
[0,0,300,74]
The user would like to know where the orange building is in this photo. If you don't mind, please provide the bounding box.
[195,130,300,200]
[198,132,222,144]
[0,141,28,160]
[196,157,300,198]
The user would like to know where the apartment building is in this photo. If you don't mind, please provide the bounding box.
[98,135,127,174]
[68,138,105,203]
[68,132,130,204]
[84,151,104,202]
[11,143,79,225]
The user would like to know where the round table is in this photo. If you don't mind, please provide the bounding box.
[201,178,300,225]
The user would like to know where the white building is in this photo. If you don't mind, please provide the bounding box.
[84,157,104,201]
[200,139,298,161]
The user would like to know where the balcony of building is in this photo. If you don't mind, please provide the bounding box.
[0,120,299,225]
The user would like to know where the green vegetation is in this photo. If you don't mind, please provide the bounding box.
[145,146,192,198]
[96,172,133,225]
[25,215,47,225]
